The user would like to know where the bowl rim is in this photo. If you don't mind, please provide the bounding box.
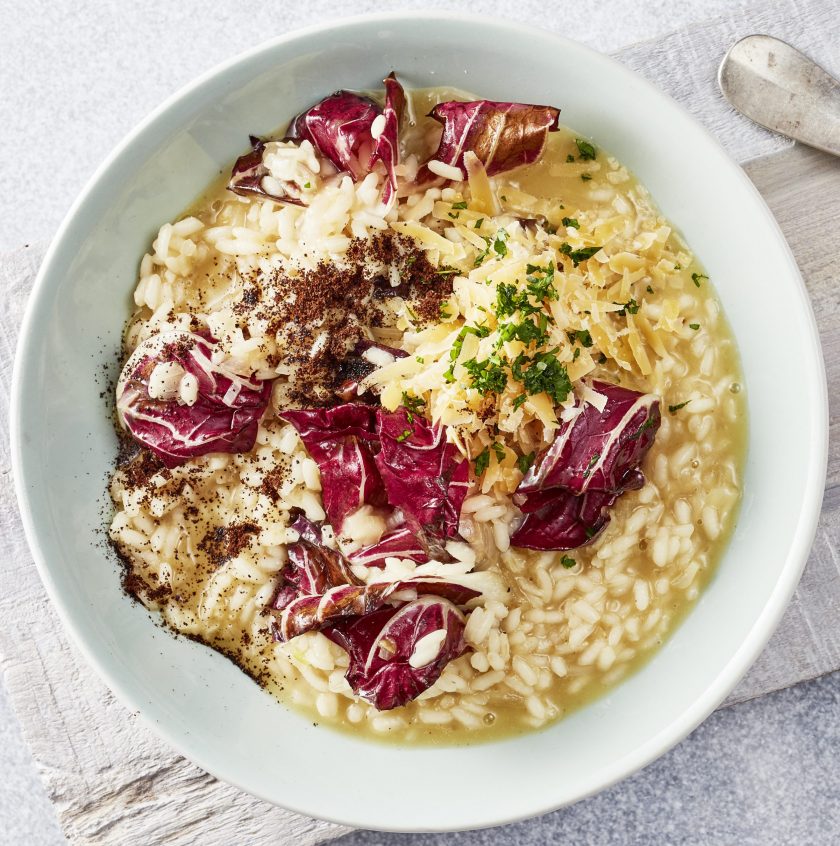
[10,9,828,831]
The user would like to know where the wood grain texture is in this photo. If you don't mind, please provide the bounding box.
[1,2,839,842]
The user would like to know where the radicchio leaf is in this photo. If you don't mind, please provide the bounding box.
[116,331,272,468]
[425,100,560,179]
[228,136,307,206]
[508,488,619,551]
[347,525,430,569]
[518,381,660,496]
[277,520,361,600]
[286,90,380,182]
[323,596,467,710]
[335,339,409,402]
[510,382,660,551]
[280,404,387,533]
[369,72,406,209]
[272,576,479,642]
[375,408,470,543]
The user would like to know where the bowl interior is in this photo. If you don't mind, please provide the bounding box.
[12,13,826,831]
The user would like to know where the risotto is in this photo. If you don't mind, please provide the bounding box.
[108,77,746,742]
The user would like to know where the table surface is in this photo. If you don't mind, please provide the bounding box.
[2,2,839,844]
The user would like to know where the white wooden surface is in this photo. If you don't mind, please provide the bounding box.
[2,1,839,843]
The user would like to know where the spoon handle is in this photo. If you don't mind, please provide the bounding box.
[718,34,840,157]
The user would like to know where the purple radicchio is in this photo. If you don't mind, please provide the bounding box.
[425,100,561,180]
[271,575,479,642]
[116,331,272,468]
[368,72,405,209]
[272,514,362,610]
[228,136,307,206]
[286,73,405,208]
[280,404,387,533]
[348,525,430,569]
[323,596,468,710]
[510,382,660,551]
[335,339,409,403]
[375,407,470,546]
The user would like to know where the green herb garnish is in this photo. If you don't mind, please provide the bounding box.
[582,451,601,478]
[617,298,640,316]
[571,329,593,347]
[689,323,700,330]
[474,448,490,476]
[474,218,484,228]
[561,217,580,229]
[492,442,506,463]
[692,272,708,287]
[566,153,575,163]
[568,246,602,266]
[517,451,535,474]
[516,350,572,405]
[561,555,576,569]
[575,138,597,160]
[668,400,690,414]
[444,324,491,381]
[463,354,508,393]
[396,429,412,443]
[451,200,468,210]
[581,173,593,182]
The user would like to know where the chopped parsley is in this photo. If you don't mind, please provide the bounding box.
[447,211,460,219]
[435,267,458,275]
[572,347,580,361]
[689,323,700,330]
[451,200,468,210]
[474,448,490,476]
[498,312,550,346]
[439,302,453,319]
[561,555,576,569]
[575,138,597,161]
[463,354,508,393]
[512,393,528,410]
[492,442,506,463]
[566,153,575,163]
[396,429,412,443]
[474,237,492,266]
[444,324,491,381]
[525,262,558,302]
[561,245,602,266]
[582,451,601,478]
[646,285,654,294]
[415,356,424,363]
[617,298,640,316]
[668,400,690,414]
[493,229,509,257]
[692,272,708,288]
[514,350,572,405]
[628,416,656,441]
[304,181,311,189]
[474,218,484,228]
[517,451,536,474]
[570,329,593,347]
[674,262,682,270]
[561,217,580,229]
[581,173,593,181]
[401,392,426,420]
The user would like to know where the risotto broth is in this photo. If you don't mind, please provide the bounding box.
[109,84,746,744]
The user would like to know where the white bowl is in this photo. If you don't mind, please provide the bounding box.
[11,11,827,832]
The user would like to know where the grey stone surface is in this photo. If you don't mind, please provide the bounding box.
[338,670,840,846]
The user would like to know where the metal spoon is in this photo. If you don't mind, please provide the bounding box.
[718,34,840,157]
